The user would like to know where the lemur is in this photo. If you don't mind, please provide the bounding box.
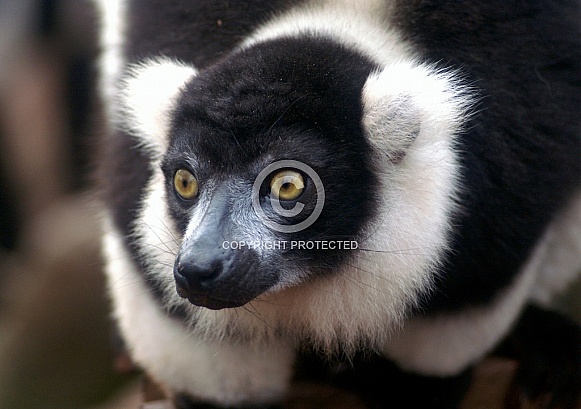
[93,1,581,408]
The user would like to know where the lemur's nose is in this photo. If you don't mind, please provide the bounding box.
[174,254,224,296]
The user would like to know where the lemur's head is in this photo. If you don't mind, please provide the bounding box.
[116,35,470,319]
[159,38,380,310]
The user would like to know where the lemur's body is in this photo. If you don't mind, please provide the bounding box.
[94,1,581,407]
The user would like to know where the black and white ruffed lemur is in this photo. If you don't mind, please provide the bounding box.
[93,1,581,408]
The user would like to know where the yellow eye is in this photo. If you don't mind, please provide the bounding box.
[270,169,304,201]
[174,169,199,200]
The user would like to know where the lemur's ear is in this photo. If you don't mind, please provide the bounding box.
[114,57,197,158]
[361,62,472,164]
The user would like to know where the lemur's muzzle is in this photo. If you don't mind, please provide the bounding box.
[173,191,277,310]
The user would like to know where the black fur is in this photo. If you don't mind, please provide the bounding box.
[125,0,305,68]
[391,0,581,312]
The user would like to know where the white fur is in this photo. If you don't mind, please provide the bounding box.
[133,167,182,303]
[383,256,537,376]
[362,62,472,156]
[383,190,581,376]
[102,214,295,406]
[93,0,127,124]
[358,64,471,318]
[240,0,409,67]
[114,58,197,157]
[531,190,581,305]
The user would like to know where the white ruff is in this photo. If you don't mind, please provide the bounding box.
[383,262,537,376]
[383,189,581,376]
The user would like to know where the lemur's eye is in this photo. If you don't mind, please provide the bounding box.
[270,169,304,201]
[174,169,199,200]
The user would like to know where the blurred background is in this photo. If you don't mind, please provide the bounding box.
[0,1,137,408]
[0,2,579,409]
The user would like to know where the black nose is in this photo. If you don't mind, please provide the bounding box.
[174,256,224,296]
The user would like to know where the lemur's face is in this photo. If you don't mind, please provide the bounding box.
[160,39,379,310]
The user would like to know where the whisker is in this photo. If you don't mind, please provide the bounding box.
[241,304,276,331]
[356,246,428,256]
[142,225,175,255]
